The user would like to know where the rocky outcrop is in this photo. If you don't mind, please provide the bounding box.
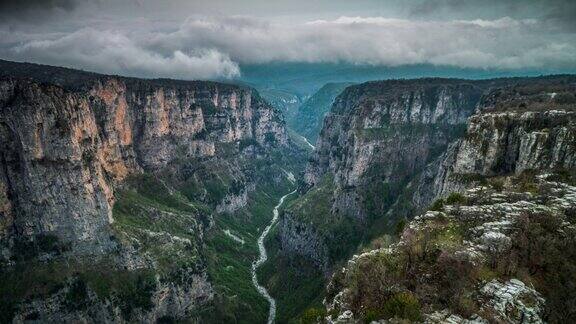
[408,81,576,214]
[324,172,576,323]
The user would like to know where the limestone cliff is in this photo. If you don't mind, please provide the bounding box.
[0,60,292,322]
[408,80,576,216]
[304,79,484,217]
[280,75,576,272]
[283,79,485,267]
[0,59,288,258]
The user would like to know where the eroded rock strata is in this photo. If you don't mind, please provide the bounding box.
[0,60,293,322]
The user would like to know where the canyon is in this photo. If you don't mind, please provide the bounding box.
[1,58,575,323]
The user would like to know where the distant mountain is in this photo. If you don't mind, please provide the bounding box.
[258,88,301,122]
[290,82,354,144]
[237,62,567,98]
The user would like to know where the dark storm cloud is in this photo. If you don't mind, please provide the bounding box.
[0,0,78,20]
[0,0,575,79]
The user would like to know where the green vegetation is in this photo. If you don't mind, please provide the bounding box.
[329,173,576,322]
[199,164,297,323]
[429,198,445,211]
[10,234,69,262]
[547,168,576,186]
[0,259,157,323]
[258,225,326,323]
[381,292,422,322]
[445,192,468,205]
[300,307,327,324]
[500,211,576,322]
[358,124,467,143]
[512,170,539,194]
[287,175,333,228]
[112,174,205,277]
[287,175,362,261]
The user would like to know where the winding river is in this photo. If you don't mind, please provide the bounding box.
[252,189,297,324]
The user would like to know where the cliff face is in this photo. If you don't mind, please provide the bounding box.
[281,76,576,272]
[0,60,292,322]
[409,81,576,214]
[0,61,287,257]
[305,80,482,213]
[282,80,484,265]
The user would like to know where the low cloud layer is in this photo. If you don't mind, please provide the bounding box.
[7,28,240,79]
[149,16,575,69]
[1,12,575,79]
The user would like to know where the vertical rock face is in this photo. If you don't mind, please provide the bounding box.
[283,76,576,272]
[278,214,329,271]
[0,60,288,257]
[410,81,576,212]
[0,60,295,322]
[305,80,482,208]
[0,80,119,255]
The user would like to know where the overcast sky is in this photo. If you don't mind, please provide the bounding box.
[1,0,575,80]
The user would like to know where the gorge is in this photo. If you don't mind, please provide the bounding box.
[1,58,575,323]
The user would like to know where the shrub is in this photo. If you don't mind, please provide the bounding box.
[300,307,326,324]
[64,279,89,311]
[513,170,539,194]
[547,169,576,186]
[394,219,406,237]
[429,198,444,211]
[381,292,421,321]
[445,193,468,205]
[489,178,505,191]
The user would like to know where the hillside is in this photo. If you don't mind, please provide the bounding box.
[290,82,354,144]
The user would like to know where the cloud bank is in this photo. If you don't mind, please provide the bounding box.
[1,14,575,79]
[8,28,240,79]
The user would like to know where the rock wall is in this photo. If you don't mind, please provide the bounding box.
[0,60,288,256]
[278,212,329,271]
[305,80,483,218]
[284,75,576,272]
[409,82,576,213]
[0,59,296,323]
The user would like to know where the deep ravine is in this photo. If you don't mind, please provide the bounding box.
[252,189,297,324]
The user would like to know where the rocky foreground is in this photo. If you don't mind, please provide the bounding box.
[325,172,576,323]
